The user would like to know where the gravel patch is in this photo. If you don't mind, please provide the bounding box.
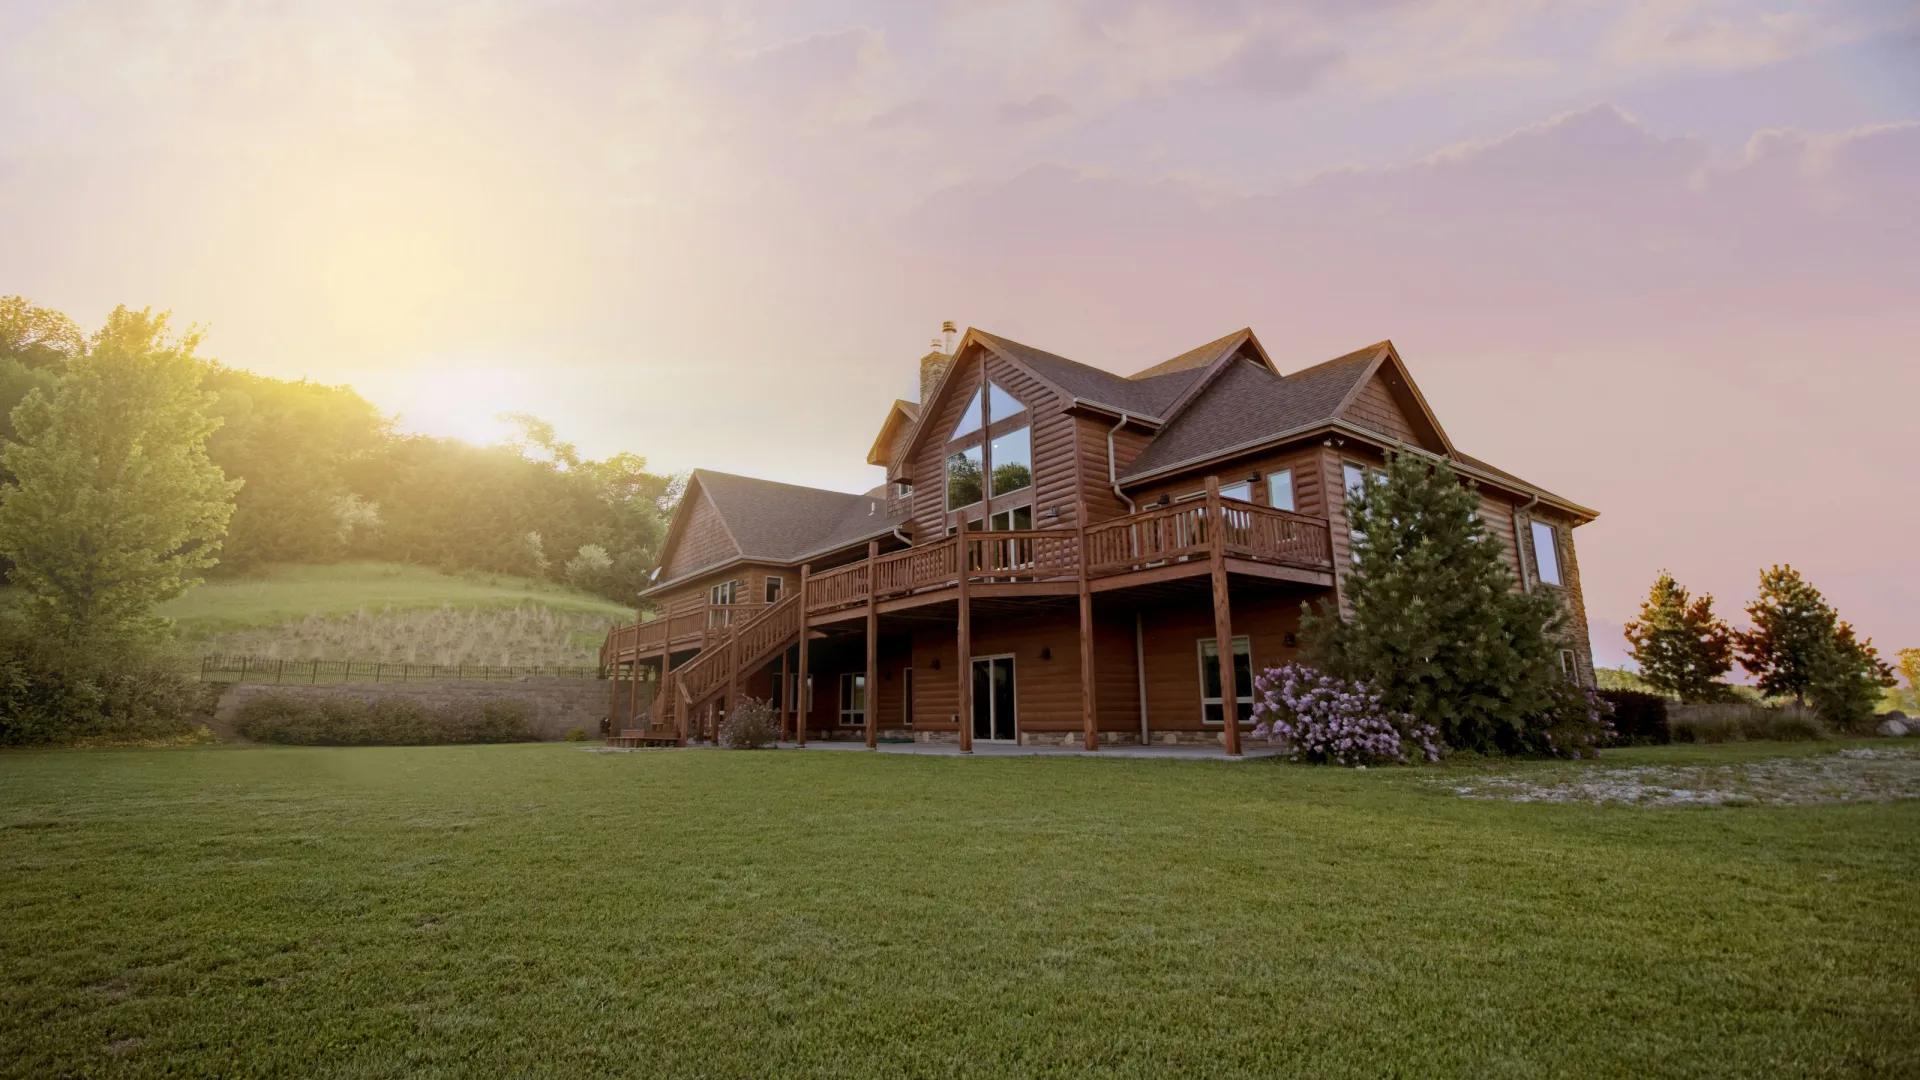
[1437,747,1920,807]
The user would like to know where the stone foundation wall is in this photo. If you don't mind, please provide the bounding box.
[215,677,611,742]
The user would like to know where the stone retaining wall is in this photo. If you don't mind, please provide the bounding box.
[215,677,611,741]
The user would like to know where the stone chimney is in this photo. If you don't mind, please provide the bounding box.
[919,324,956,403]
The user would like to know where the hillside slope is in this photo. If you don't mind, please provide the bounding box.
[160,562,632,666]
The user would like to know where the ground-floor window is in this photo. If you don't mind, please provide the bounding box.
[839,672,866,726]
[1560,649,1579,682]
[1197,636,1253,725]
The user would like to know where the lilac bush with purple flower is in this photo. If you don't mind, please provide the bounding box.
[1250,663,1441,766]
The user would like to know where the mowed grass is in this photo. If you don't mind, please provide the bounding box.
[157,562,631,637]
[2,746,1916,1079]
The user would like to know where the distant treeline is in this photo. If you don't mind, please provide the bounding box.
[1,296,676,605]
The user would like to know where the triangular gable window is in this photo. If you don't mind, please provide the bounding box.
[988,380,1024,422]
[951,388,984,440]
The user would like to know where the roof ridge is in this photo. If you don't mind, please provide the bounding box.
[1284,341,1389,378]
[693,468,871,502]
[1127,328,1250,381]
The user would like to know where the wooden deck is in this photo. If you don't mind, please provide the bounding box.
[601,501,1332,665]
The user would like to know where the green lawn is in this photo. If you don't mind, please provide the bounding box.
[157,561,631,637]
[2,745,1916,1078]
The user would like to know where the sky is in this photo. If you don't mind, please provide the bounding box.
[2,0,1917,665]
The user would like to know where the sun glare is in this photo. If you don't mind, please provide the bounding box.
[372,365,531,447]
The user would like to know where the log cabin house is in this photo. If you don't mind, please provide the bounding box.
[601,326,1598,754]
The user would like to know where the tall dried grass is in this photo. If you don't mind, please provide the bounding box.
[199,605,616,667]
[1670,702,1827,743]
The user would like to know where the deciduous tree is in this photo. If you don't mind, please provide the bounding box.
[0,307,239,640]
[1624,571,1734,702]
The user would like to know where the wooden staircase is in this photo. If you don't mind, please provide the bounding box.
[608,593,803,746]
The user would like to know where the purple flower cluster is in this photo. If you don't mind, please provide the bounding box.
[1534,687,1614,759]
[1250,663,1441,766]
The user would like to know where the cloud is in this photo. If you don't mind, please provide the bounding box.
[995,93,1075,125]
[1208,34,1342,98]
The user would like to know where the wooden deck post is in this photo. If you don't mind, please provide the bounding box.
[865,540,880,751]
[776,649,789,742]
[1206,475,1243,757]
[1076,501,1098,752]
[605,658,622,744]
[797,565,810,747]
[957,535,973,754]
[628,648,642,731]
[724,620,740,745]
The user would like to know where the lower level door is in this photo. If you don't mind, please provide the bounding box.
[971,656,1017,741]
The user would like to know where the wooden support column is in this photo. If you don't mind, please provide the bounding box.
[724,620,740,745]
[956,536,973,754]
[1076,502,1098,752]
[628,649,642,731]
[665,648,686,747]
[1206,475,1243,757]
[865,540,880,750]
[797,565,810,747]
[776,649,789,742]
[605,655,622,744]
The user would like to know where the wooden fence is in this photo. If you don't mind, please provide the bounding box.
[199,655,604,684]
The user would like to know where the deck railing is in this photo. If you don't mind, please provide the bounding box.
[606,504,1335,666]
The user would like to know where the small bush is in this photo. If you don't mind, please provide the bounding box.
[1600,690,1670,745]
[719,696,780,749]
[564,725,589,742]
[1250,664,1440,766]
[235,693,537,745]
[0,616,215,746]
[1670,703,1826,744]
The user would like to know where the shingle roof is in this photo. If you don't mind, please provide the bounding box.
[655,469,908,588]
[1116,345,1383,481]
[1127,329,1250,381]
[972,330,1201,419]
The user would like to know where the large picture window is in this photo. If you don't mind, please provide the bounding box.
[1531,521,1564,586]
[1197,636,1253,725]
[951,389,984,440]
[946,445,983,509]
[838,672,866,726]
[989,425,1032,496]
[988,380,1024,421]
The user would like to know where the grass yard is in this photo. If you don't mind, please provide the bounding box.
[2,744,1916,1079]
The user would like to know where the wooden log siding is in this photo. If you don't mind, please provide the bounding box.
[661,490,739,579]
[1340,371,1420,443]
[1078,417,1155,521]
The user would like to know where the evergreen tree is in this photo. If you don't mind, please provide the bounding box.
[1806,622,1896,730]
[1302,452,1580,754]
[1734,565,1838,705]
[0,307,239,640]
[1623,571,1734,702]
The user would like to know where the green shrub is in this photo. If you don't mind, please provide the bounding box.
[1670,703,1826,744]
[718,696,780,749]
[1600,689,1670,745]
[235,693,537,746]
[564,725,589,742]
[0,615,215,746]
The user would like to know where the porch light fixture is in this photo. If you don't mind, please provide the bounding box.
[1039,647,1051,660]
[1045,507,1061,519]
[1156,493,1171,506]
[1246,471,1262,482]
[930,658,941,670]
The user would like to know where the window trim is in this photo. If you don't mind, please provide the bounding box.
[1196,635,1254,726]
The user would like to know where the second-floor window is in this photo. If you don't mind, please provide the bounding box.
[1218,480,1253,502]
[1531,521,1564,586]
[990,425,1032,496]
[1268,468,1294,511]
[947,379,1030,511]
[709,580,741,606]
[764,576,783,604]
